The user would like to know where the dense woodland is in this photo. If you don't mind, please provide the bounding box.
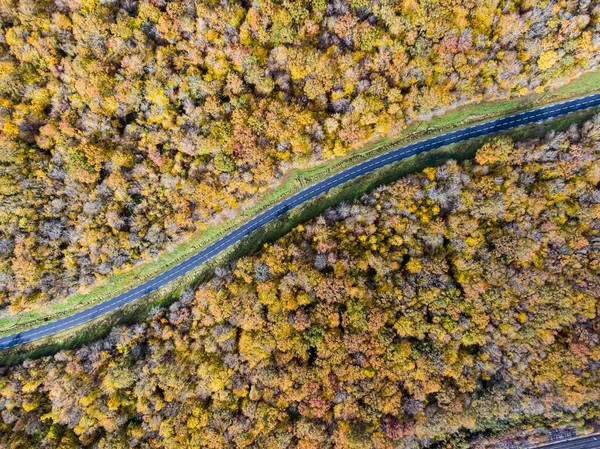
[2,0,600,312]
[1,117,600,448]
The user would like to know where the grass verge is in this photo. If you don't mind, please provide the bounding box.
[1,70,600,341]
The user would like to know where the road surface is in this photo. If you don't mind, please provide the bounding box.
[536,434,600,449]
[2,92,600,351]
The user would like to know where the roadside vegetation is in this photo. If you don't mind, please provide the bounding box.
[2,70,600,340]
[2,0,600,325]
[2,100,599,363]
[1,114,599,448]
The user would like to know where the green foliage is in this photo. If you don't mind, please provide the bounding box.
[358,26,381,52]
[213,152,236,173]
[304,324,325,347]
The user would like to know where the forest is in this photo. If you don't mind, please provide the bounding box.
[1,116,599,448]
[2,0,600,313]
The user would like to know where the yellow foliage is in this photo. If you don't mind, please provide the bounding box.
[21,379,43,394]
[22,397,40,412]
[538,50,559,71]
[239,331,275,367]
[3,121,18,138]
[423,167,436,181]
[406,257,422,274]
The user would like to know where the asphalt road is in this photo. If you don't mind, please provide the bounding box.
[2,92,600,351]
[537,434,600,449]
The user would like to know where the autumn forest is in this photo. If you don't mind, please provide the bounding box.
[1,0,600,448]
[2,117,600,447]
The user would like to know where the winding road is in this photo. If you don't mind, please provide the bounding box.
[2,92,600,351]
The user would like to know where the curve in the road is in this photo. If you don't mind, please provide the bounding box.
[2,92,600,351]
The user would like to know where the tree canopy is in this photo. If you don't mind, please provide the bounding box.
[1,115,600,448]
